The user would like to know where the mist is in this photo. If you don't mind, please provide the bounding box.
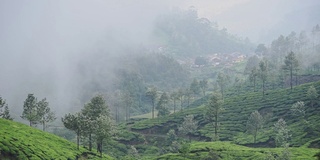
[0,0,319,119]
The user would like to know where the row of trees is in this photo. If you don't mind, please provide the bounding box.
[246,51,300,96]
[21,94,56,131]
[145,78,209,119]
[244,24,320,96]
[62,95,115,156]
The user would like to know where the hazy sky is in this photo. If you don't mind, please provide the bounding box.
[0,0,319,118]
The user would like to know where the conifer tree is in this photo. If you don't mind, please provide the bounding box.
[282,51,299,90]
[146,86,158,118]
[205,93,224,141]
[37,98,56,131]
[199,79,208,96]
[21,94,39,126]
[82,95,110,151]
[0,97,13,120]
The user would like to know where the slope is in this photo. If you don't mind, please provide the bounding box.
[128,81,320,146]
[157,141,319,160]
[0,118,113,160]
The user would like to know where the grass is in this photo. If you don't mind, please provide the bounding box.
[157,141,320,160]
[0,118,113,160]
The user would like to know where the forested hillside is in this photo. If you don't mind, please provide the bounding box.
[1,1,320,160]
[153,8,254,56]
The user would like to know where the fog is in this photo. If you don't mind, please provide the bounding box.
[0,0,319,119]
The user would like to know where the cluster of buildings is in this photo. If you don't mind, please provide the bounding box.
[192,52,246,68]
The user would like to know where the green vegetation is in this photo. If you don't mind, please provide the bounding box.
[2,6,320,159]
[126,81,320,147]
[0,96,13,120]
[0,118,112,160]
[157,141,319,160]
[118,81,320,159]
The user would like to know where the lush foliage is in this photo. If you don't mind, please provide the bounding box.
[0,118,112,159]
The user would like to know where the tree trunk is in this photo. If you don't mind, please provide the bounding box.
[152,102,154,119]
[290,68,293,90]
[77,131,80,150]
[89,134,92,151]
[100,142,103,157]
[254,128,257,143]
[173,100,176,113]
[214,115,218,141]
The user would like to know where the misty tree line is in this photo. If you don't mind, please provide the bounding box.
[69,8,256,122]
[154,7,253,56]
[221,24,320,97]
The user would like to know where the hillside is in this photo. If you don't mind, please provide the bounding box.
[123,81,320,148]
[158,141,319,160]
[0,118,113,160]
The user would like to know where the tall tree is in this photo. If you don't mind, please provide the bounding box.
[282,51,299,90]
[199,79,208,96]
[205,93,224,141]
[178,88,184,111]
[0,96,13,120]
[255,44,268,56]
[37,98,56,131]
[249,67,258,92]
[190,78,200,98]
[62,112,84,150]
[157,92,170,117]
[312,24,320,53]
[146,86,158,119]
[307,85,318,108]
[21,94,39,126]
[216,72,229,99]
[2,106,13,120]
[170,91,179,113]
[246,111,263,143]
[94,115,115,157]
[184,89,192,108]
[121,90,133,121]
[259,60,268,96]
[244,55,260,75]
[178,114,198,141]
[82,95,109,151]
